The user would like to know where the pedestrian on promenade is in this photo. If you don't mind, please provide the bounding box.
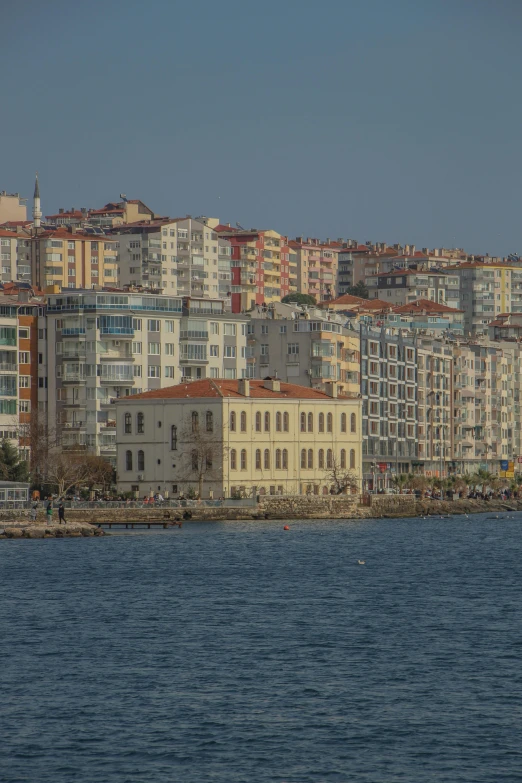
[58,501,66,525]
[45,497,53,525]
[30,502,38,522]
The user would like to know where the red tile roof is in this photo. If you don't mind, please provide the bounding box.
[0,221,32,228]
[120,379,343,401]
[322,294,391,311]
[392,299,464,314]
[320,293,368,307]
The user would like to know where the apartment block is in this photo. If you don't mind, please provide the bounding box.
[246,302,360,395]
[289,238,339,302]
[115,378,362,498]
[416,338,453,477]
[450,261,522,335]
[217,227,292,313]
[0,230,31,283]
[0,300,19,442]
[45,290,248,464]
[0,191,27,224]
[366,269,460,309]
[31,229,118,290]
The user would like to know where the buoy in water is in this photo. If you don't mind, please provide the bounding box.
[283,525,290,531]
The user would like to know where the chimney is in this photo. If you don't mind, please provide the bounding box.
[323,381,338,398]
[238,379,250,397]
[264,379,281,392]
[59,208,64,214]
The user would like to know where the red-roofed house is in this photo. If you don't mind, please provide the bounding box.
[115,377,362,498]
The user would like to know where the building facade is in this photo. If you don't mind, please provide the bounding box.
[0,230,31,283]
[289,238,339,302]
[31,229,119,290]
[115,378,362,498]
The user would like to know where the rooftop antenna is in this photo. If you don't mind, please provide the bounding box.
[236,222,245,230]
[119,193,128,202]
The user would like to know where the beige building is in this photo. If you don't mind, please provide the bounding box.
[289,238,339,302]
[0,229,31,283]
[31,229,118,290]
[0,190,27,224]
[116,378,362,498]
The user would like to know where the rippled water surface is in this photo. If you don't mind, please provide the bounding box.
[2,514,522,783]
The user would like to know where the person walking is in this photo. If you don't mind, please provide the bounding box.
[45,497,53,526]
[58,501,66,525]
[30,502,38,523]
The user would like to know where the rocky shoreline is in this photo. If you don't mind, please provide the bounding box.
[0,522,106,539]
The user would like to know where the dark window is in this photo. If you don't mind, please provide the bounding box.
[125,450,132,470]
[171,425,177,450]
[137,412,144,433]
[124,413,132,434]
[137,450,145,471]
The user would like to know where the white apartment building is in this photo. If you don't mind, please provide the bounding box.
[0,230,32,283]
[114,217,232,308]
[45,290,248,465]
[0,302,19,442]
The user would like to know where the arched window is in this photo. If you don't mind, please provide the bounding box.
[318,413,325,432]
[124,413,132,434]
[137,412,144,433]
[125,450,132,470]
[259,486,266,495]
[351,413,356,433]
[255,411,261,432]
[282,449,288,469]
[264,412,270,432]
[276,412,282,432]
[255,449,261,469]
[318,449,324,469]
[350,449,356,469]
[191,450,199,471]
[230,449,237,470]
[240,411,247,432]
[171,425,177,450]
[300,412,306,432]
[283,412,289,432]
[307,449,313,469]
[341,413,347,433]
[340,449,346,469]
[275,449,282,469]
[301,449,306,469]
[308,413,313,432]
[137,450,144,471]
[230,411,236,431]
[326,449,333,469]
[191,411,199,432]
[206,411,213,432]
[240,449,247,470]
[264,449,270,469]
[327,413,333,433]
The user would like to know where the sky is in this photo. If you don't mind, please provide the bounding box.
[2,0,522,256]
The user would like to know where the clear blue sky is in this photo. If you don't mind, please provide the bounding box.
[3,0,522,256]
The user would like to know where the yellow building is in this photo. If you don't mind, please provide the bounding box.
[116,378,362,498]
[31,229,118,290]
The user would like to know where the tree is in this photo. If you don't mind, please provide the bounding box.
[344,281,369,299]
[324,456,359,495]
[391,473,409,493]
[178,414,225,498]
[43,452,113,497]
[83,455,115,492]
[0,438,30,482]
[281,293,316,306]
[17,410,59,488]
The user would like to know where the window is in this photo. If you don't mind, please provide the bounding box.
[240,449,247,470]
[137,412,144,433]
[133,318,142,331]
[326,449,333,468]
[165,343,175,356]
[307,413,313,432]
[147,319,160,332]
[124,413,132,434]
[340,449,346,469]
[125,450,133,471]
[18,328,29,339]
[264,412,270,432]
[137,450,145,471]
[134,365,142,377]
[287,343,299,355]
[19,376,30,388]
[148,342,160,355]
[230,411,236,431]
[165,366,175,378]
[210,345,219,357]
[350,449,356,469]
[230,449,237,469]
[171,425,177,450]
[301,449,306,469]
[276,412,282,431]
[165,320,175,333]
[255,411,261,432]
[224,346,236,358]
[318,413,324,432]
[327,413,333,433]
[19,400,30,413]
[307,449,314,469]
[132,341,142,354]
[283,412,289,432]
[255,449,261,469]
[351,413,356,433]
[275,448,282,469]
[264,449,270,469]
[206,411,213,432]
[19,352,29,364]
[224,323,236,336]
[192,411,199,432]
[319,449,324,469]
[148,365,161,378]
[210,322,220,335]
[341,413,347,433]
[300,412,306,432]
[240,411,247,432]
[191,450,199,471]
[282,449,288,469]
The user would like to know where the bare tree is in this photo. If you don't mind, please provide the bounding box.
[178,412,225,498]
[17,410,59,487]
[324,456,360,495]
[43,451,114,497]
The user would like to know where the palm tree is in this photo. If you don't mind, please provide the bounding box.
[391,473,409,494]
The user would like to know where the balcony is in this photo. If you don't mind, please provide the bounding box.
[62,328,86,336]
[0,363,17,373]
[99,327,133,336]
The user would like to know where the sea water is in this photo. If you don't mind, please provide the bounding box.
[2,514,522,783]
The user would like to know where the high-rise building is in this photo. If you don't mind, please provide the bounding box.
[289,238,339,302]
[0,230,31,283]
[30,229,119,290]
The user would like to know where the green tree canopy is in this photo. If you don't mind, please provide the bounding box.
[0,439,30,483]
[281,293,316,306]
[344,281,369,299]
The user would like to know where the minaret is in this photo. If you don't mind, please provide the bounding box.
[33,173,41,229]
